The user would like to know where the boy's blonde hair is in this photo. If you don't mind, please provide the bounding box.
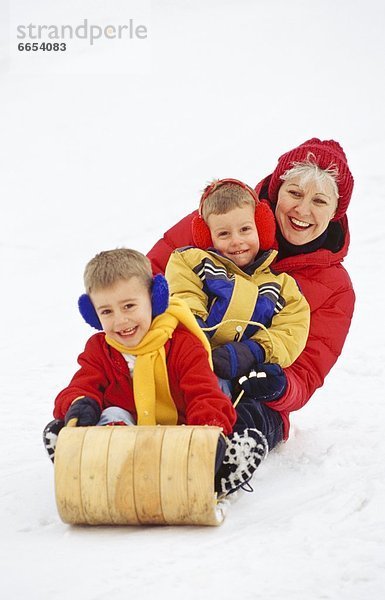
[201,181,255,223]
[84,248,153,295]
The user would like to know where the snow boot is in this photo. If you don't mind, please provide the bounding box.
[215,428,268,497]
[42,419,65,463]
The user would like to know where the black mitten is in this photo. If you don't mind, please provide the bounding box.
[64,397,102,426]
[238,363,287,402]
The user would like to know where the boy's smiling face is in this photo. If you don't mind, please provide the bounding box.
[90,276,152,348]
[207,204,260,268]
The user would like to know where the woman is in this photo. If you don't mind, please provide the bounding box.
[147,138,355,442]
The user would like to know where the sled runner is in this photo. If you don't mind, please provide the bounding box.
[54,424,227,526]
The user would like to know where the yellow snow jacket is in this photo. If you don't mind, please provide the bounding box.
[165,247,310,368]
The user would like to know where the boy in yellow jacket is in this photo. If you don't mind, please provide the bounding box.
[165,179,310,468]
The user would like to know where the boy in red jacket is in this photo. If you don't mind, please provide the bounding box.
[43,248,268,496]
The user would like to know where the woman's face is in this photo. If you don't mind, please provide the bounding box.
[275,177,338,245]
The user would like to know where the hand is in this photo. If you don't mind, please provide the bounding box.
[64,397,102,426]
[212,341,264,380]
[238,363,287,402]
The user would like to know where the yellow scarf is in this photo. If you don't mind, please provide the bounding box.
[105,297,212,426]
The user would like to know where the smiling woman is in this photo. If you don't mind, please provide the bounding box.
[147,138,356,442]
[240,138,355,433]
[274,164,339,246]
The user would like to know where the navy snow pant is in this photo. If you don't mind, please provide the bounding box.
[234,399,284,451]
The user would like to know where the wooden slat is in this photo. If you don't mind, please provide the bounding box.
[54,426,87,524]
[106,427,139,524]
[133,426,166,524]
[160,426,192,524]
[187,427,224,526]
[80,427,112,524]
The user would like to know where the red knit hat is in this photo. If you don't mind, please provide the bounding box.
[192,178,276,250]
[267,138,354,221]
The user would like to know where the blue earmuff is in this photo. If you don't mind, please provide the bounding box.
[78,274,170,330]
[151,273,169,317]
[78,294,103,330]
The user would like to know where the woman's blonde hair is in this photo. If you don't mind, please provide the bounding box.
[84,248,152,294]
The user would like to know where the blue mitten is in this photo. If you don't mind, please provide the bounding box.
[64,397,102,426]
[238,363,287,402]
[212,341,265,379]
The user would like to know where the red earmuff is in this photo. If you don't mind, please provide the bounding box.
[191,213,213,248]
[191,178,276,250]
[254,200,276,250]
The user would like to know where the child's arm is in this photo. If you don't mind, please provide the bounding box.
[210,273,310,379]
[53,335,109,420]
[165,249,209,321]
[249,272,310,368]
[170,329,237,435]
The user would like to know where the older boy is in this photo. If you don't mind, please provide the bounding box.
[43,248,268,496]
[165,179,310,455]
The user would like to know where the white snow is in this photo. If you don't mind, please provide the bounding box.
[1,1,385,599]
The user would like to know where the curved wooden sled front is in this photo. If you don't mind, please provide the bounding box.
[54,425,226,526]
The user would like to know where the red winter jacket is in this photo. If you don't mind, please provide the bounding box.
[54,326,237,435]
[147,185,355,439]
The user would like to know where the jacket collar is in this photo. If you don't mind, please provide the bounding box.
[206,247,278,275]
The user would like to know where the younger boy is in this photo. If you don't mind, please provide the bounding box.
[165,179,310,455]
[43,248,268,496]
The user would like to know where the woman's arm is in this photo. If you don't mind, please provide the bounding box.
[269,285,355,414]
[147,211,196,274]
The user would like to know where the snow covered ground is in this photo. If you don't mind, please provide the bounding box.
[1,1,385,598]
